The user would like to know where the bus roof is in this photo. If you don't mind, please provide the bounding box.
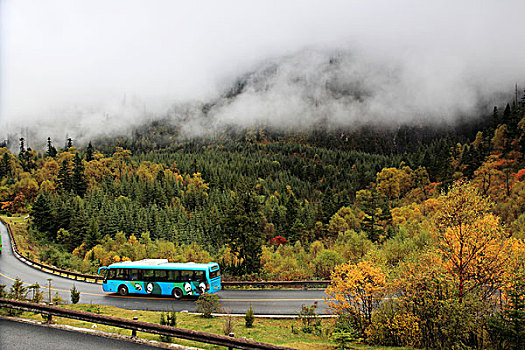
[103,259,219,271]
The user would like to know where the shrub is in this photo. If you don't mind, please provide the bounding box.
[365,306,421,347]
[331,314,360,350]
[312,249,343,279]
[245,303,255,328]
[9,278,27,301]
[52,291,63,305]
[70,284,80,304]
[159,309,177,342]
[28,283,44,303]
[298,302,321,335]
[223,309,235,336]
[6,279,26,316]
[195,293,222,318]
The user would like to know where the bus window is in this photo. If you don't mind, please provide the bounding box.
[209,269,220,279]
[168,270,181,282]
[129,269,140,281]
[180,270,193,282]
[194,271,206,282]
[105,269,116,281]
[142,269,154,281]
[115,268,128,280]
[155,270,168,282]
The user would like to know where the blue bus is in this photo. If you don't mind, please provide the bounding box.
[97,259,221,299]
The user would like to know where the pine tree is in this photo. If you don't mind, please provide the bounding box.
[220,186,265,275]
[85,141,94,162]
[503,103,512,125]
[19,137,25,155]
[68,202,88,250]
[9,278,28,300]
[46,137,57,158]
[85,218,101,249]
[31,193,55,235]
[57,159,73,193]
[357,189,390,242]
[72,153,87,197]
[0,152,9,178]
[492,106,499,130]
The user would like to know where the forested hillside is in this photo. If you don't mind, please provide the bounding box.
[1,98,524,348]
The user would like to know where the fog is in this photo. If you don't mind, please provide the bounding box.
[1,0,524,146]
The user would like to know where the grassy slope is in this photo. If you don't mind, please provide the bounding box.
[1,304,411,350]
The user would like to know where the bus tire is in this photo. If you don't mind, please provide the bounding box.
[172,287,183,300]
[118,285,128,296]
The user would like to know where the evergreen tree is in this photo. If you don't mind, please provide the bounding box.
[9,278,28,301]
[85,218,101,249]
[220,186,265,275]
[57,159,73,193]
[19,137,25,155]
[55,199,73,237]
[0,152,9,178]
[492,106,499,130]
[85,141,94,162]
[503,103,512,125]
[357,189,390,242]
[46,137,57,158]
[72,153,87,197]
[68,201,88,249]
[31,193,55,235]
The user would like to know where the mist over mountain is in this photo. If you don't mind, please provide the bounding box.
[171,49,510,138]
[1,1,524,148]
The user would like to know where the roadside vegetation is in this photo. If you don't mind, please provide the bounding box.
[0,290,407,350]
[1,97,524,348]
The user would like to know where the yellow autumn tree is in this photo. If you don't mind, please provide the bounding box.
[433,181,512,302]
[325,260,387,333]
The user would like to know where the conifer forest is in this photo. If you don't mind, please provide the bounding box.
[1,98,524,348]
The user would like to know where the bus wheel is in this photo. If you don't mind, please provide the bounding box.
[118,285,128,296]
[172,288,183,300]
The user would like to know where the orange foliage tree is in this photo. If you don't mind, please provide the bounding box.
[325,260,387,333]
[433,181,512,302]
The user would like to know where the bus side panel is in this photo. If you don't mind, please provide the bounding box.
[208,277,221,293]
[207,266,222,293]
[102,280,118,293]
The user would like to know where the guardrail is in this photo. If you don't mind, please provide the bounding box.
[222,280,329,288]
[0,218,330,288]
[0,298,296,350]
[0,217,102,284]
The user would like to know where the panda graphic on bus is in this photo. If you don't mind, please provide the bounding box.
[183,281,207,296]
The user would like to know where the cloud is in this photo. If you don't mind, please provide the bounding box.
[1,0,524,145]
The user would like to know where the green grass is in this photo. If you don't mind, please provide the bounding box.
[1,215,39,260]
[0,303,412,350]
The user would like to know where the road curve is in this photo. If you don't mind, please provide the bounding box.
[0,221,329,315]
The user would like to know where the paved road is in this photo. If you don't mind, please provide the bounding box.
[0,221,328,315]
[0,318,159,350]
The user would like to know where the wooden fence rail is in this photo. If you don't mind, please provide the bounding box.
[0,298,296,350]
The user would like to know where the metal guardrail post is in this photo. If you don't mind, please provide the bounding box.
[132,317,138,337]
[229,332,235,350]
[45,303,54,324]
